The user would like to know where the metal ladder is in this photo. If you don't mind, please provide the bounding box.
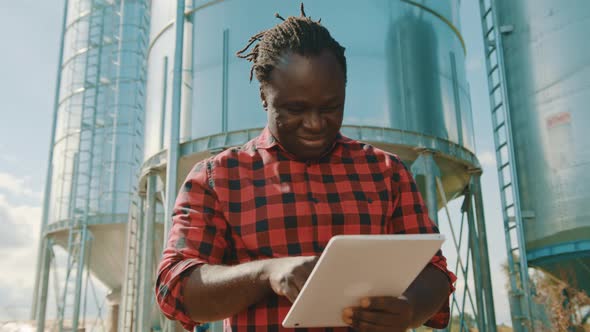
[118,2,151,330]
[56,2,107,330]
[121,199,142,332]
[56,225,87,331]
[478,1,534,331]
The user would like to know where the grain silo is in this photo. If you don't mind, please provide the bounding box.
[31,0,150,331]
[479,0,590,331]
[123,1,498,331]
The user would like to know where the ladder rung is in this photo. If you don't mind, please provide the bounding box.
[502,182,512,190]
[494,121,505,132]
[511,246,519,252]
[499,160,509,170]
[496,141,508,152]
[490,82,501,94]
[486,25,495,37]
[488,64,499,76]
[493,101,503,112]
[505,203,514,210]
[487,44,497,57]
[508,223,517,231]
[483,7,492,19]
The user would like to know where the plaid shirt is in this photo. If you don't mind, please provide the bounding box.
[156,127,456,331]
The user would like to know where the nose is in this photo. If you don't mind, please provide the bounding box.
[302,111,325,133]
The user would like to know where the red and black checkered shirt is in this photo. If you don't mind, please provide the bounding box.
[156,127,456,331]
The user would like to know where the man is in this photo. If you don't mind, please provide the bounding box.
[156,5,455,331]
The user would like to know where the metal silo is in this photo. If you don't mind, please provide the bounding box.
[479,0,590,331]
[127,1,497,331]
[31,0,150,331]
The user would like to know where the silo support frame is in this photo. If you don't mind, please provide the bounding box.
[31,0,70,320]
[35,237,53,332]
[432,172,497,332]
[138,173,159,332]
[470,172,498,329]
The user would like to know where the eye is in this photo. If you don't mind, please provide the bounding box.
[282,105,305,114]
[321,105,341,113]
[284,108,303,114]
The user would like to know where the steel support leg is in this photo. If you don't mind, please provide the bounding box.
[466,185,487,331]
[138,174,158,332]
[35,238,53,332]
[471,172,498,331]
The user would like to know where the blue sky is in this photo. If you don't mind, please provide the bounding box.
[0,0,512,326]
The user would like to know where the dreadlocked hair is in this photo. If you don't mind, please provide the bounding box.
[236,3,347,83]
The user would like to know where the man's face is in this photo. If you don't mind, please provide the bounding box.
[260,50,346,161]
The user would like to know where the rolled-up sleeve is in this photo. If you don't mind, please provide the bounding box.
[388,156,457,329]
[155,161,230,331]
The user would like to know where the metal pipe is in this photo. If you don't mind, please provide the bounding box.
[139,174,158,332]
[159,56,169,150]
[164,0,185,242]
[180,10,193,143]
[82,232,94,328]
[133,196,146,332]
[35,238,53,331]
[221,28,229,132]
[466,183,486,331]
[162,1,186,327]
[471,172,498,330]
[425,172,438,225]
[31,0,69,320]
[72,228,89,331]
[450,52,464,147]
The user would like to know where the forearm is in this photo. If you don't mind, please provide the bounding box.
[184,260,273,322]
[403,264,450,328]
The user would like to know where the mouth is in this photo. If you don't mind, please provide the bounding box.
[298,136,327,148]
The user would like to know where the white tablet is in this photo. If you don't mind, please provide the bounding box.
[282,234,445,328]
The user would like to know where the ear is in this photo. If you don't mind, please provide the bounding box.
[260,86,268,110]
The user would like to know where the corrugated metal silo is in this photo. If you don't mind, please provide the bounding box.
[31,0,150,330]
[480,0,590,330]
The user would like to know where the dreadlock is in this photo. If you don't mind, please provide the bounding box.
[236,3,347,83]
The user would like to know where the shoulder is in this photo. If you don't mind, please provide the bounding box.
[340,136,405,169]
[187,138,261,183]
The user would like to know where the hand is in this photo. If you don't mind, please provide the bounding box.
[342,296,415,332]
[263,256,318,302]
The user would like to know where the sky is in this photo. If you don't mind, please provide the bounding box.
[0,0,513,327]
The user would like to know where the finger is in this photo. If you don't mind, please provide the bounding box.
[284,285,298,303]
[352,308,411,329]
[292,269,309,291]
[342,307,354,326]
[284,278,301,303]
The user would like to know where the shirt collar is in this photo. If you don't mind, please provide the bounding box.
[256,126,349,160]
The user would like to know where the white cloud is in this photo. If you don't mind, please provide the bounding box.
[0,172,43,201]
[0,194,41,248]
[478,151,496,169]
[0,194,42,321]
